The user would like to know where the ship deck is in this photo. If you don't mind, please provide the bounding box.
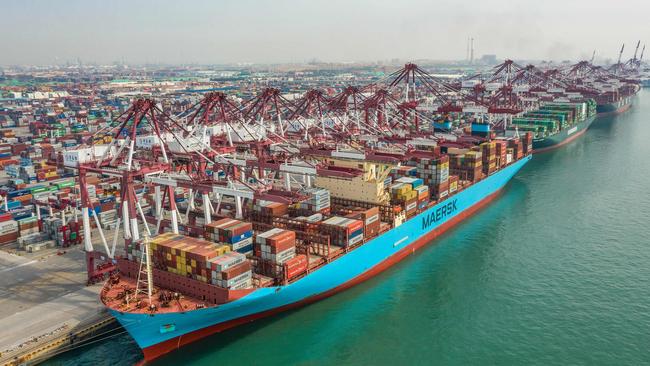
[101,276,211,314]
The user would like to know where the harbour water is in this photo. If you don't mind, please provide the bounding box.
[46,90,650,366]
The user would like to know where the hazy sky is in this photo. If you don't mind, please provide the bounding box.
[2,0,649,65]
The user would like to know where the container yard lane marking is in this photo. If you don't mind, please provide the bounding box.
[394,236,409,247]
[0,260,38,273]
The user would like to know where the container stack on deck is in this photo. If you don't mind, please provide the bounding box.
[209,252,252,290]
[204,218,254,256]
[450,150,483,183]
[322,216,365,247]
[508,100,596,138]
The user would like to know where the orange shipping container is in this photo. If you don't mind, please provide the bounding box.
[15,194,33,203]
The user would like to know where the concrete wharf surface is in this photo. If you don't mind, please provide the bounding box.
[0,245,116,365]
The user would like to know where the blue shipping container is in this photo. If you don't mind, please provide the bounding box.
[228,230,253,244]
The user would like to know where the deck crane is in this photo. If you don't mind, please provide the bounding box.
[640,45,645,66]
[625,41,644,72]
[385,63,515,137]
[327,85,366,133]
[240,87,296,139]
[385,63,467,113]
[609,43,626,75]
[73,98,180,282]
[286,89,331,140]
[144,93,322,229]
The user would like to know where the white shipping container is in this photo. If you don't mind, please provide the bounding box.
[135,135,161,149]
[255,228,285,245]
[229,278,253,290]
[348,233,364,246]
[215,271,252,288]
[0,220,18,231]
[232,237,253,251]
[262,247,295,264]
[62,145,115,167]
[208,252,246,272]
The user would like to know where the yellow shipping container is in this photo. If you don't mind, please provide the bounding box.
[214,244,231,256]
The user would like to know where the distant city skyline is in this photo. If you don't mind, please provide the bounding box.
[2,0,649,66]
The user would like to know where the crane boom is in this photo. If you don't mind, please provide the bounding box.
[617,43,625,65]
[640,45,645,63]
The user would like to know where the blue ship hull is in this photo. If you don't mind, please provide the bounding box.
[110,155,532,361]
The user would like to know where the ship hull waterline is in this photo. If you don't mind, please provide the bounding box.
[109,155,532,363]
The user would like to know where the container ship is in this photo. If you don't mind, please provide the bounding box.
[593,78,640,115]
[100,133,533,362]
[505,100,597,153]
[595,94,635,115]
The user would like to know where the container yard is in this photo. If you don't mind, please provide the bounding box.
[0,35,647,365]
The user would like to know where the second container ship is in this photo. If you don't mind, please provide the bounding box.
[506,99,597,153]
[594,80,639,115]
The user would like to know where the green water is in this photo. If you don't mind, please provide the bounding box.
[46,91,650,366]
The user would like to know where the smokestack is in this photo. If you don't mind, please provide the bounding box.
[470,38,474,64]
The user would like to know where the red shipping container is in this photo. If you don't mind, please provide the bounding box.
[266,230,296,249]
[0,231,19,244]
[221,261,252,280]
[0,213,13,222]
[343,219,363,235]
[285,254,308,280]
[11,143,27,155]
[262,239,295,254]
